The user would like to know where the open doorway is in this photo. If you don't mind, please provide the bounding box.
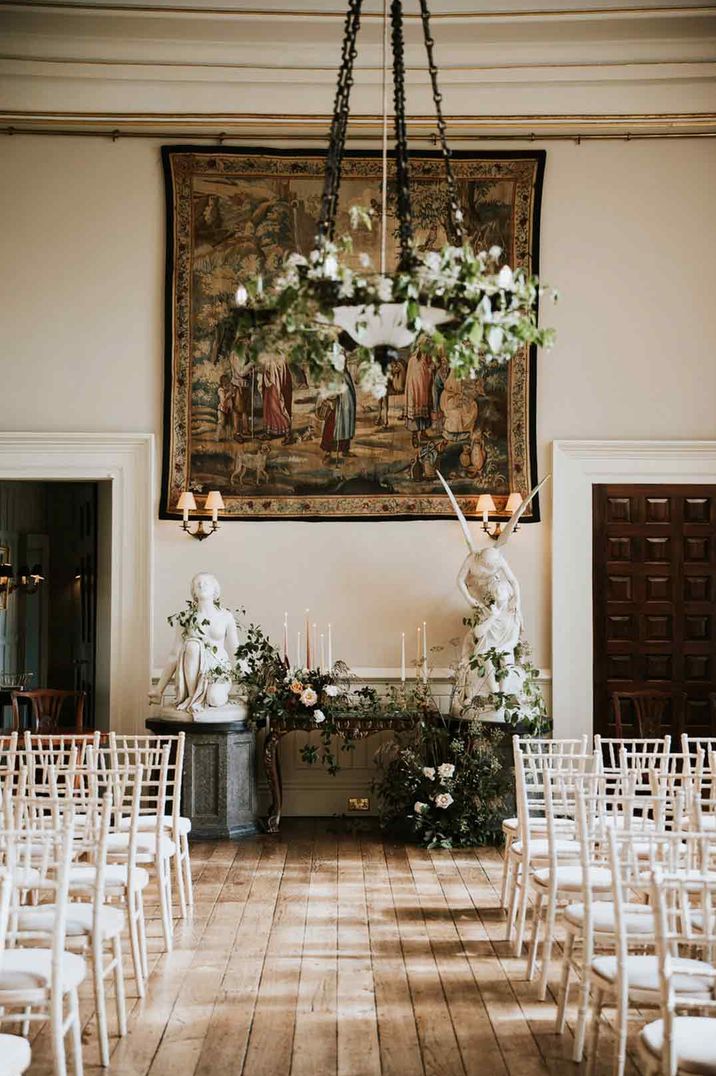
[0,480,112,730]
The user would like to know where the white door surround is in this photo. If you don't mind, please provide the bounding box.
[552,440,716,740]
[0,433,154,734]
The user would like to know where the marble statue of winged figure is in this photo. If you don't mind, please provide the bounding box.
[436,470,549,719]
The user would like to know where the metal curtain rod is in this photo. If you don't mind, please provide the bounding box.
[3,126,716,143]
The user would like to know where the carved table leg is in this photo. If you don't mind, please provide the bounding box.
[263,730,283,833]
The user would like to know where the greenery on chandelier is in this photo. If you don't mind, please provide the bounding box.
[231,208,556,399]
[373,717,510,850]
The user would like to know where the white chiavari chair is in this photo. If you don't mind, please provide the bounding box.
[18,784,126,1068]
[69,754,149,999]
[525,759,613,1000]
[690,749,716,834]
[101,741,175,953]
[0,818,86,1076]
[22,732,102,795]
[507,748,598,957]
[594,734,671,778]
[681,732,716,776]
[585,827,715,1076]
[558,779,668,1063]
[0,871,31,1075]
[499,735,588,910]
[110,732,193,918]
[638,868,716,1076]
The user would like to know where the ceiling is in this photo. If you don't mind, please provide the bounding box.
[1,0,715,137]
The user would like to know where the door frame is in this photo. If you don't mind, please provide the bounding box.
[0,433,153,734]
[552,440,716,740]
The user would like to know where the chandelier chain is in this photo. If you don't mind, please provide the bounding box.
[418,0,465,245]
[317,0,363,244]
[390,0,414,269]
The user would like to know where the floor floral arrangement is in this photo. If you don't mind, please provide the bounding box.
[372,716,510,850]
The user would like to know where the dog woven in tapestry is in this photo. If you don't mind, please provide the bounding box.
[161,147,545,521]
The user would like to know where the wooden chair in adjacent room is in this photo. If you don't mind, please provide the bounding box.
[610,687,687,739]
[10,690,86,734]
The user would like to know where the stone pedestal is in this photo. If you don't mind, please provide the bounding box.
[146,716,259,840]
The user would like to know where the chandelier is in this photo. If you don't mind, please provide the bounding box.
[230,0,555,397]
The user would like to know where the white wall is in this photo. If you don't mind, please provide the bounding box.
[2,136,716,692]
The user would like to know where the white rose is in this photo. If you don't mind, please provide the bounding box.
[414,802,428,815]
[437,763,455,780]
[497,265,514,290]
[324,684,339,697]
[313,709,326,724]
[422,767,436,780]
[300,687,318,707]
[434,793,454,809]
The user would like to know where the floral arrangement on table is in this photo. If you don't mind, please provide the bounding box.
[373,716,509,850]
[230,208,557,398]
[465,639,550,736]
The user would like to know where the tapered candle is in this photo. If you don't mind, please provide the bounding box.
[416,625,421,680]
[401,632,406,683]
[423,621,429,682]
[283,611,289,662]
[296,631,301,670]
[313,623,318,670]
[320,633,325,671]
[305,609,311,668]
[328,623,333,670]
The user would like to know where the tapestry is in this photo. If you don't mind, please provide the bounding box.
[161,147,545,521]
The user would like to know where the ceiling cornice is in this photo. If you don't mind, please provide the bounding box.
[2,1,715,19]
[3,109,715,139]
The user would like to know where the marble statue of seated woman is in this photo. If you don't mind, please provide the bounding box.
[149,572,240,718]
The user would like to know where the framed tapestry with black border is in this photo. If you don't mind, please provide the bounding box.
[161,146,546,522]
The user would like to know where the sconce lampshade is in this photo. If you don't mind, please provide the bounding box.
[505,492,523,514]
[177,491,197,512]
[0,563,12,580]
[204,491,225,512]
[476,494,497,514]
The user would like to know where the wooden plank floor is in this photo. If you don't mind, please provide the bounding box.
[25,821,646,1076]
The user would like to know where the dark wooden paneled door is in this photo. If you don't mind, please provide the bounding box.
[593,485,716,737]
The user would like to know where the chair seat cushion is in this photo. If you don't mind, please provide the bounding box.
[565,901,653,935]
[592,954,715,996]
[510,838,581,859]
[0,949,86,994]
[69,864,149,891]
[640,1017,716,1075]
[502,817,573,835]
[17,903,125,939]
[533,866,612,891]
[120,814,191,836]
[106,832,176,858]
[0,1034,31,1074]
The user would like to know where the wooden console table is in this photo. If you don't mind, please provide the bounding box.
[263,710,420,833]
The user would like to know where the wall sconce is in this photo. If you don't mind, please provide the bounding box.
[177,490,225,541]
[476,492,524,540]
[0,562,45,599]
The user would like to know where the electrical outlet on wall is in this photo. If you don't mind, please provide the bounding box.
[348,797,370,812]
